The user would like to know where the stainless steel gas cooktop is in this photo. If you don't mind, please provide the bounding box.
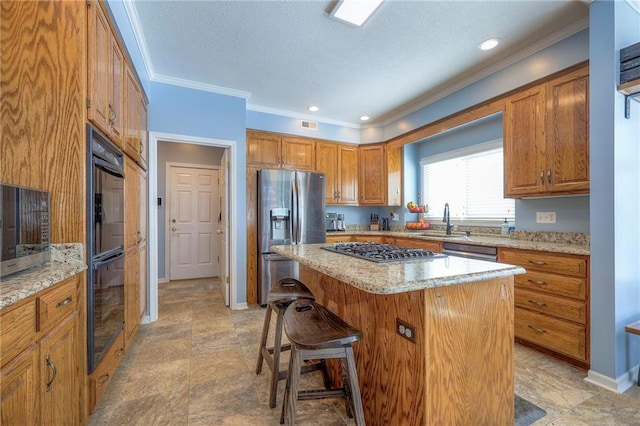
[321,242,447,263]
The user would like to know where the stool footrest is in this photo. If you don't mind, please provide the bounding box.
[297,389,345,401]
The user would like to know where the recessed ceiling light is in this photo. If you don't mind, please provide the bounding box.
[478,38,500,51]
[329,0,384,27]
[308,105,319,112]
[360,115,370,121]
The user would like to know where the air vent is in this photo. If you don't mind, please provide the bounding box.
[300,120,318,130]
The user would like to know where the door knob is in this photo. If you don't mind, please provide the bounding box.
[172,227,178,231]
[171,219,176,223]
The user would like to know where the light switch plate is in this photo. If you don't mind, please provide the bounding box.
[536,212,556,224]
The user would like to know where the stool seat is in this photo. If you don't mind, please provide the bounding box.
[268,278,315,305]
[284,300,362,350]
[282,300,365,425]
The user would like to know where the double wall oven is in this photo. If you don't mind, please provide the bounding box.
[87,125,125,373]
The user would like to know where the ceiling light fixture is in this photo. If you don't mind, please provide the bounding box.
[308,105,319,112]
[478,38,501,51]
[329,0,384,27]
[360,115,370,121]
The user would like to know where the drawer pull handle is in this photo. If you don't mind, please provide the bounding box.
[45,356,57,392]
[528,279,547,286]
[527,299,547,307]
[528,325,547,333]
[98,373,110,387]
[528,260,547,266]
[56,296,73,307]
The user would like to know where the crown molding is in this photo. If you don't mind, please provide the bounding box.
[375,16,590,127]
[153,74,251,99]
[247,104,362,129]
[122,0,155,80]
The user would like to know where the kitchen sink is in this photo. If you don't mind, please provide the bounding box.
[421,232,466,238]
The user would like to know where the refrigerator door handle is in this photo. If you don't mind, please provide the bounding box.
[291,173,300,244]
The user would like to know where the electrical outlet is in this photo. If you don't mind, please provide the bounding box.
[396,318,417,343]
[536,212,556,224]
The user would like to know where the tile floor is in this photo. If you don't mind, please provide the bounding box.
[89,278,640,425]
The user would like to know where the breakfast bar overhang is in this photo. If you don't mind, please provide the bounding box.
[272,243,526,425]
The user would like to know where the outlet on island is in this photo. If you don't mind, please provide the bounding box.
[396,318,417,343]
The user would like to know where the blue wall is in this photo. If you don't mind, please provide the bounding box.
[589,0,640,385]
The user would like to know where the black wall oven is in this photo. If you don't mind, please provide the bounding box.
[87,125,125,373]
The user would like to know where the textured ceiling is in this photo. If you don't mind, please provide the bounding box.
[130,0,589,126]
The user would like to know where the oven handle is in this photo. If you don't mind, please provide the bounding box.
[94,157,124,179]
[93,250,125,269]
[442,249,497,262]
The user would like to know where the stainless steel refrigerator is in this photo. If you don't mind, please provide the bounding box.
[257,169,326,305]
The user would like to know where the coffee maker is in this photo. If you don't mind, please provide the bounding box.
[325,212,338,231]
[337,214,346,231]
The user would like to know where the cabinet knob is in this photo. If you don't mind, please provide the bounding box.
[540,170,544,183]
[547,169,551,184]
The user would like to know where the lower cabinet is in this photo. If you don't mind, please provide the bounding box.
[125,250,140,348]
[0,275,81,425]
[88,329,125,414]
[393,237,442,253]
[499,248,589,367]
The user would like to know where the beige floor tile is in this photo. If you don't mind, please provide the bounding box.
[134,335,192,364]
[190,347,251,385]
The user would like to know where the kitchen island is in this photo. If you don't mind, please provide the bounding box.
[272,243,525,425]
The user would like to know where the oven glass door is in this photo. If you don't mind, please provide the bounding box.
[89,250,125,372]
[93,159,124,256]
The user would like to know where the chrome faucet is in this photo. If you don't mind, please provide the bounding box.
[443,203,453,235]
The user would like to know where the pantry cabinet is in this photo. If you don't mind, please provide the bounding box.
[0,276,81,425]
[124,64,144,168]
[504,65,589,197]
[316,142,358,205]
[87,0,124,148]
[246,130,315,170]
[499,248,589,367]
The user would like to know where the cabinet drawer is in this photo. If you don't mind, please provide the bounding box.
[515,307,586,361]
[514,270,586,300]
[89,329,125,414]
[515,289,586,324]
[0,300,37,367]
[326,234,351,243]
[38,276,78,334]
[500,249,587,277]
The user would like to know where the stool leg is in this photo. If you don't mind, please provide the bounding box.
[268,305,285,409]
[345,346,366,425]
[285,347,302,426]
[340,357,354,419]
[256,304,273,375]
[280,349,294,425]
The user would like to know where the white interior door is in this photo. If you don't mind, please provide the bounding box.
[218,151,230,306]
[169,165,219,280]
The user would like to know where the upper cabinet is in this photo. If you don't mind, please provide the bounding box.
[124,64,148,170]
[87,0,124,149]
[246,130,315,170]
[504,65,589,198]
[316,142,358,206]
[358,144,403,206]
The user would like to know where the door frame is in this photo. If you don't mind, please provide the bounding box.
[165,162,220,281]
[147,132,240,323]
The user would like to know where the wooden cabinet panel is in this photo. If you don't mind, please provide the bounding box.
[545,67,589,194]
[515,288,586,324]
[124,158,139,252]
[139,100,148,169]
[315,142,338,204]
[326,234,351,243]
[499,248,587,277]
[40,312,79,426]
[281,137,315,170]
[38,276,78,335]
[0,300,37,367]
[125,251,139,348]
[513,269,586,300]
[139,243,148,320]
[504,86,546,197]
[386,146,402,207]
[246,167,259,305]
[89,329,124,415]
[393,237,442,253]
[336,145,358,205]
[0,344,39,425]
[247,131,281,167]
[351,235,384,243]
[359,144,386,205]
[109,36,124,148]
[87,0,110,135]
[124,65,142,163]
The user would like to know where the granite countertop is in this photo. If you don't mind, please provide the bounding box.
[0,243,87,310]
[329,229,590,256]
[272,243,525,295]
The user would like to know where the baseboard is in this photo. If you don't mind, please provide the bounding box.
[140,314,152,325]
[584,365,638,393]
[233,302,249,310]
[158,277,169,284]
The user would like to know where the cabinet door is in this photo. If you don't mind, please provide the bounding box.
[504,86,546,197]
[337,145,358,205]
[40,312,79,426]
[139,100,148,170]
[359,144,386,205]
[0,344,39,425]
[315,142,338,205]
[125,251,139,348]
[394,237,442,253]
[124,65,141,162]
[247,131,281,167]
[109,36,124,148]
[386,147,402,207]
[87,0,110,135]
[138,167,148,244]
[545,67,589,194]
[281,137,315,170]
[124,158,140,252]
[139,243,148,321]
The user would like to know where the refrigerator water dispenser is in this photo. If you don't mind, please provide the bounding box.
[270,208,290,240]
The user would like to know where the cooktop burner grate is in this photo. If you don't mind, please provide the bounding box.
[321,242,447,263]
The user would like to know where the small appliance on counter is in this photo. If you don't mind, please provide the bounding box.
[326,212,344,232]
[337,214,346,231]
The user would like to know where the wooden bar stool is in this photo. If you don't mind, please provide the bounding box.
[281,299,365,426]
[625,320,640,386]
[256,278,317,408]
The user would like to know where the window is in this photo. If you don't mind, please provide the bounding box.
[420,140,515,224]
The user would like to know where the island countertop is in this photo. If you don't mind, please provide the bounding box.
[272,243,525,295]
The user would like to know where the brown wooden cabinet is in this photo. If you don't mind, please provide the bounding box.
[504,65,589,197]
[0,276,81,425]
[499,248,589,367]
[246,130,315,170]
[358,144,403,206]
[88,329,125,414]
[386,146,402,207]
[87,0,124,148]
[124,64,143,167]
[393,237,442,252]
[316,142,358,205]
